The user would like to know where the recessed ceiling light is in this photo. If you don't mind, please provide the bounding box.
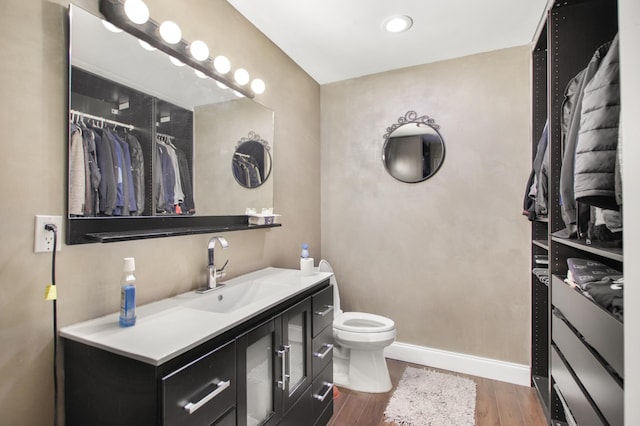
[384,15,413,33]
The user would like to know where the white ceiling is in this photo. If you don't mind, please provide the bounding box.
[227,0,550,84]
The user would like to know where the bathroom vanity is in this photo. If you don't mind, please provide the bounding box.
[60,268,334,426]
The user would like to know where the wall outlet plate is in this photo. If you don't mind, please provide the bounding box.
[34,215,62,253]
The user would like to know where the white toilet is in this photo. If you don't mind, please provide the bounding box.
[318,259,396,393]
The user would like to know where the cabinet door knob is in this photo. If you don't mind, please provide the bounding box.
[183,379,231,414]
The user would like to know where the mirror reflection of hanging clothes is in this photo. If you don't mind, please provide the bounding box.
[105,127,137,216]
[155,134,194,214]
[68,110,143,217]
[69,123,86,216]
[126,134,145,215]
[155,141,176,214]
[176,148,195,214]
[233,152,262,187]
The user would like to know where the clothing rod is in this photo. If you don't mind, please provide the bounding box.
[70,109,134,130]
[156,132,175,140]
[234,152,251,158]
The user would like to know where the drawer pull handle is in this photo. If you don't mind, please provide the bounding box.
[314,343,334,359]
[313,382,334,402]
[315,305,333,317]
[184,380,231,414]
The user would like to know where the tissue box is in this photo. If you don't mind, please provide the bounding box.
[248,214,280,225]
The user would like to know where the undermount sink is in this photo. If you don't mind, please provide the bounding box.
[184,279,293,313]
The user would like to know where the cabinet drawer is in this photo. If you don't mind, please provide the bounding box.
[314,402,333,426]
[279,386,313,426]
[162,341,236,426]
[552,275,623,377]
[312,285,334,337]
[552,312,623,426]
[551,346,604,426]
[312,362,334,421]
[312,324,334,379]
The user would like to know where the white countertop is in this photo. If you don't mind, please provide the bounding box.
[59,267,332,366]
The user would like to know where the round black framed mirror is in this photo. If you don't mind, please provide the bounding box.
[232,131,272,188]
[382,111,446,183]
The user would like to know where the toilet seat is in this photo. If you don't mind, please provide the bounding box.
[334,312,395,333]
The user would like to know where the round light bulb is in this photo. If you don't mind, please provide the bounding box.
[234,68,250,86]
[159,21,182,44]
[169,56,185,67]
[213,56,231,74]
[194,70,208,79]
[102,20,123,33]
[124,0,149,25]
[251,78,266,94]
[138,39,156,51]
[190,40,209,61]
[384,15,413,33]
[216,81,229,90]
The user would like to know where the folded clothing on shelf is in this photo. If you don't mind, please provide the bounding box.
[566,258,623,321]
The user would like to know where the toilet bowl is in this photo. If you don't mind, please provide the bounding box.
[318,259,396,393]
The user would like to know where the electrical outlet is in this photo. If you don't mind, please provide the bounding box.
[34,215,62,253]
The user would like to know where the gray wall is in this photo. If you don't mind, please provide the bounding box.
[0,0,320,424]
[320,46,532,364]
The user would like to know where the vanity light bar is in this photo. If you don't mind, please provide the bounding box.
[99,0,256,99]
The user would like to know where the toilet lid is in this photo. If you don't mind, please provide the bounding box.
[334,312,395,333]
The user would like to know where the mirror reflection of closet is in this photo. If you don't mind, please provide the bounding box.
[382,111,446,183]
[232,132,272,189]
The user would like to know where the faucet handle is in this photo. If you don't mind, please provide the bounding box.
[219,259,229,272]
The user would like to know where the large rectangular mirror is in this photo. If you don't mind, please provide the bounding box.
[67,4,275,243]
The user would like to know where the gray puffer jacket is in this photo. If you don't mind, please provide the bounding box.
[559,42,610,232]
[574,34,620,210]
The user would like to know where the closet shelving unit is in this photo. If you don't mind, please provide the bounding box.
[529,0,621,424]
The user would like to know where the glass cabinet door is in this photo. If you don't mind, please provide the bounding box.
[281,298,312,412]
[237,319,282,426]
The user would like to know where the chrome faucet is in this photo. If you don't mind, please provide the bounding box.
[204,236,229,291]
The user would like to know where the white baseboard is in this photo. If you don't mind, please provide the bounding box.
[384,341,531,386]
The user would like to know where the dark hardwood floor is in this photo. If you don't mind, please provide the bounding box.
[328,358,547,426]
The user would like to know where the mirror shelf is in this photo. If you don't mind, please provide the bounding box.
[69,216,280,244]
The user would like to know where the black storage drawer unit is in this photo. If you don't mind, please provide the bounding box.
[552,311,623,426]
[551,346,605,426]
[312,362,334,422]
[551,275,623,377]
[312,285,334,337]
[162,340,236,426]
[312,324,334,378]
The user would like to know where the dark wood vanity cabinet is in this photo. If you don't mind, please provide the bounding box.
[63,280,333,426]
[529,0,622,424]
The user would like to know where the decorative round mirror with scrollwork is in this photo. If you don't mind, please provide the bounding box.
[382,111,446,183]
[232,131,272,188]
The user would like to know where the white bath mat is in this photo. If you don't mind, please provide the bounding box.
[384,366,476,426]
